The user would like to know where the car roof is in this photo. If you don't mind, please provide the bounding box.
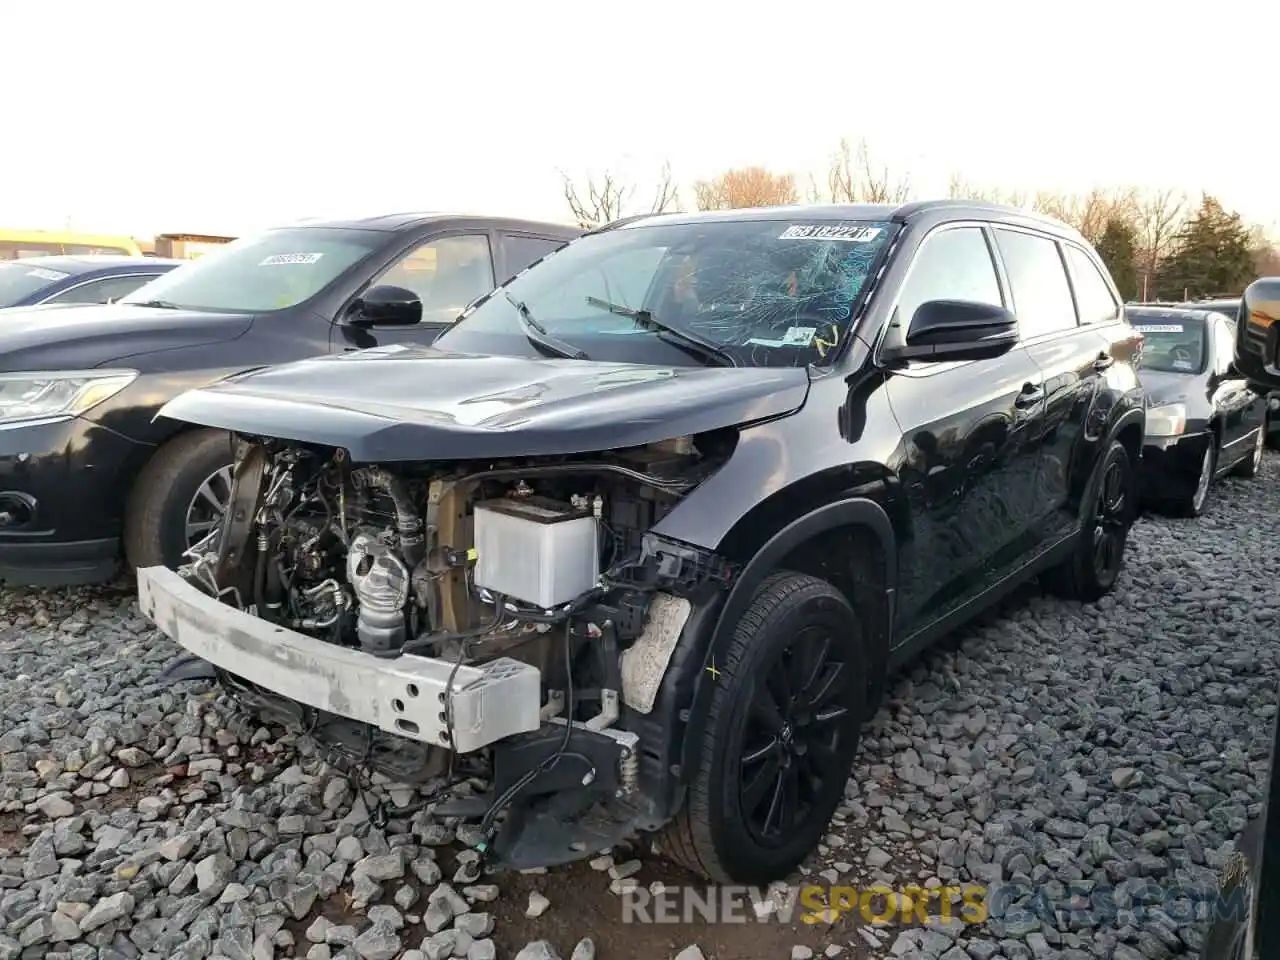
[603,200,1087,241]
[1128,305,1213,322]
[3,254,184,273]
[275,212,583,235]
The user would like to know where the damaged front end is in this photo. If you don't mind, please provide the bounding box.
[138,429,738,869]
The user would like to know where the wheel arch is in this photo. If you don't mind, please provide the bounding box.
[678,496,897,779]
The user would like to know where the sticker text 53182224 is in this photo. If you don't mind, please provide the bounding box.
[778,224,883,243]
[1133,324,1185,334]
[259,253,323,266]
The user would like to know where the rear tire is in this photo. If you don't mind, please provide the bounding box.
[123,429,236,572]
[658,571,866,884]
[1042,439,1135,603]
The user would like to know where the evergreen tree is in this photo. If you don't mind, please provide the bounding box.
[1154,194,1255,299]
[1095,217,1139,300]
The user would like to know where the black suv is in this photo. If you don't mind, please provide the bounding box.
[137,200,1145,883]
[0,213,581,586]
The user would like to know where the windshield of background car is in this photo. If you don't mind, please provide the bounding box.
[1131,314,1208,373]
[441,218,897,366]
[0,261,68,306]
[118,228,381,312]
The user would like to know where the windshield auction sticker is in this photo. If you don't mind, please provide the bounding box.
[1133,324,1185,333]
[26,268,69,281]
[778,224,883,242]
[259,253,323,266]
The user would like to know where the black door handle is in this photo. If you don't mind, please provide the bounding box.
[1015,383,1045,407]
[1094,352,1115,371]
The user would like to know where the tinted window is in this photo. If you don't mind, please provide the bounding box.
[43,274,160,305]
[994,229,1078,339]
[897,227,1003,334]
[375,234,495,325]
[502,234,568,280]
[1064,245,1119,324]
[0,262,70,306]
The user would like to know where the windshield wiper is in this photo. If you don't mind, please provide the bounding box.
[584,295,736,367]
[132,299,181,310]
[504,292,590,360]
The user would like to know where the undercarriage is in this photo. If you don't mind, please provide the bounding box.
[144,430,737,869]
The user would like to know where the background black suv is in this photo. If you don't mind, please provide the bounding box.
[0,213,581,586]
[138,200,1146,883]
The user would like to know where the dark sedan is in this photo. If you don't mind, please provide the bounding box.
[0,213,581,587]
[0,255,182,309]
[1133,305,1266,515]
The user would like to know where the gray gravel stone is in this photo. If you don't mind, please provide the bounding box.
[0,455,1277,960]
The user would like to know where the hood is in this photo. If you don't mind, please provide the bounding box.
[157,343,811,461]
[1139,368,1196,406]
[0,302,254,371]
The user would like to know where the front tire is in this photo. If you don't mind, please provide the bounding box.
[1231,425,1265,479]
[123,429,236,572]
[1042,439,1135,602]
[1179,438,1218,517]
[659,572,866,884]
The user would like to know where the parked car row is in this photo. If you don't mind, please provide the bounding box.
[4,200,1275,892]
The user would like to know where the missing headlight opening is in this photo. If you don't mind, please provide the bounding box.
[163,429,737,870]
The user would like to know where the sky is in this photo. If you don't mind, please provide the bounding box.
[4,1,1277,240]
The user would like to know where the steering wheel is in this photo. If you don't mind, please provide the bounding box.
[1171,345,1194,364]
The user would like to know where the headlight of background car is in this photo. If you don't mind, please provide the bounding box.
[1146,401,1187,437]
[0,370,138,424]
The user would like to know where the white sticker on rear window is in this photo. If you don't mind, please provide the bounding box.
[1171,359,1195,371]
[778,224,883,242]
[26,268,69,281]
[259,253,323,266]
[1133,324,1185,333]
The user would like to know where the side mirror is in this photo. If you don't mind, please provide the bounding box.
[884,299,1019,363]
[1236,277,1280,392]
[350,284,422,327]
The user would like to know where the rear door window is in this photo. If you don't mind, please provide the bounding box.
[1063,244,1120,325]
[994,229,1079,339]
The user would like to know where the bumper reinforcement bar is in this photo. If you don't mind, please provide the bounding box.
[137,565,542,753]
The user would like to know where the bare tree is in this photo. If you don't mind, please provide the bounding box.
[694,166,799,210]
[824,138,911,204]
[562,161,681,229]
[945,174,1028,209]
[1030,187,1138,245]
[1133,187,1187,283]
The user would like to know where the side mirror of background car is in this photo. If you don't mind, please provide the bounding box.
[884,299,1019,363]
[350,285,423,327]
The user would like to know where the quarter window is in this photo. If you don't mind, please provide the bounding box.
[501,234,568,281]
[994,229,1078,339]
[896,227,1003,337]
[1064,245,1120,325]
[376,234,495,324]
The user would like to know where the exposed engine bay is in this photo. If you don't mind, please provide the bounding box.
[173,430,738,867]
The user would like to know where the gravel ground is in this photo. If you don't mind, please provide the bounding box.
[1,455,1277,960]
